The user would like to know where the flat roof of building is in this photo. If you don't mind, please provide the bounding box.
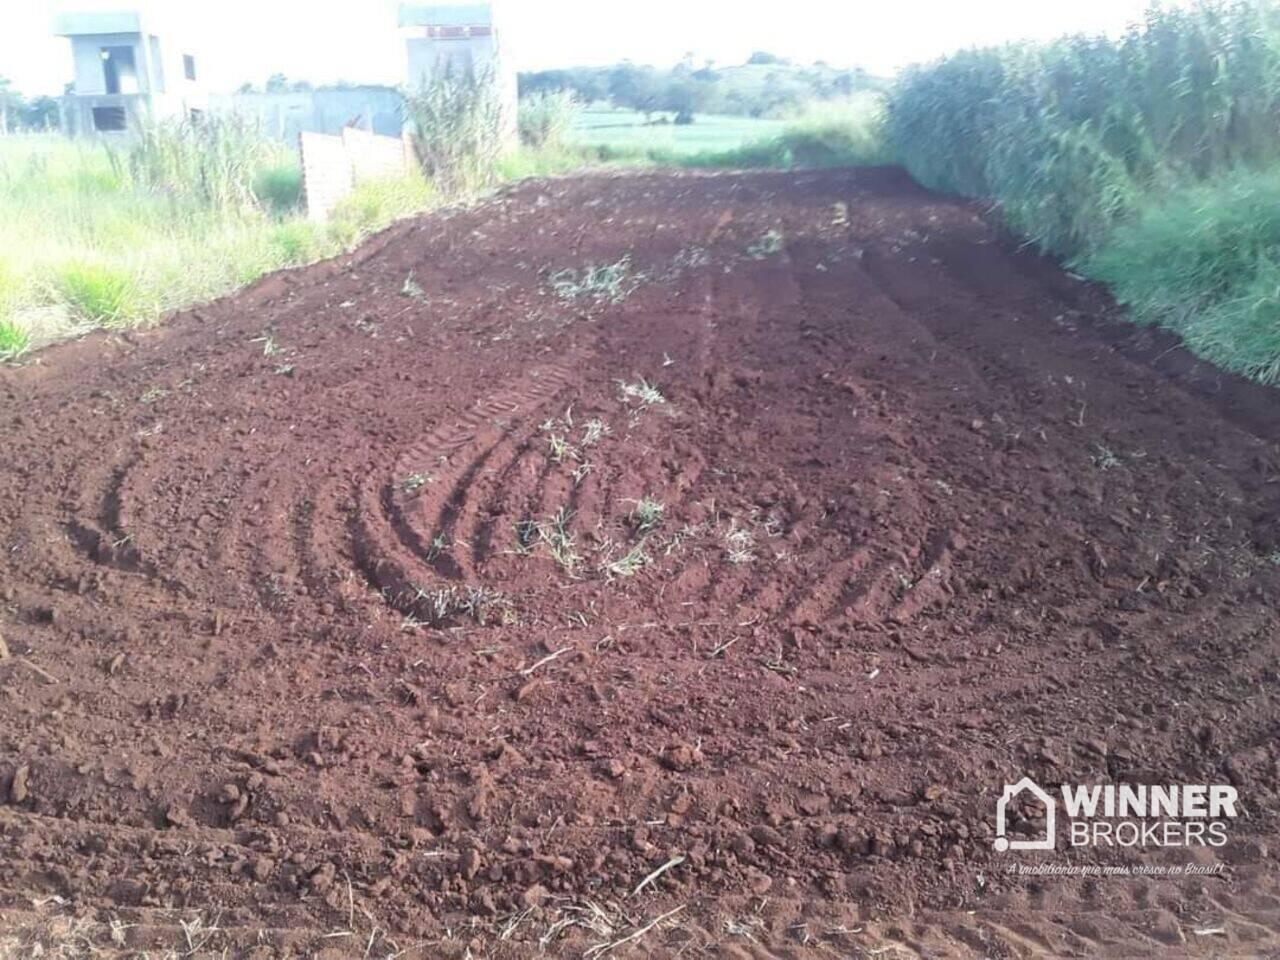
[53,11,146,37]
[398,4,494,28]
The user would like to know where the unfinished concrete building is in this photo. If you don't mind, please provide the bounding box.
[398,3,517,140]
[54,9,207,135]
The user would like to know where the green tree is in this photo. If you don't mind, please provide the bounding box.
[0,77,23,136]
[22,95,60,131]
[608,64,656,113]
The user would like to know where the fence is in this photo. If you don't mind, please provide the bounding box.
[300,127,417,222]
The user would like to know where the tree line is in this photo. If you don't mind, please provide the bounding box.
[0,77,60,134]
[518,56,882,122]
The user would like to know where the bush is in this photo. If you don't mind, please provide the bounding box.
[254,163,304,215]
[518,91,579,148]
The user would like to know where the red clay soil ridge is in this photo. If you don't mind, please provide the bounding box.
[0,168,1278,958]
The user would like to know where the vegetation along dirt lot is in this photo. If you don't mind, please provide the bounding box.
[2,168,1279,957]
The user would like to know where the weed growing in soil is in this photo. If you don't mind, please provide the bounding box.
[251,334,285,357]
[671,245,711,273]
[547,257,639,304]
[547,433,573,463]
[659,521,706,558]
[0,321,30,361]
[541,411,594,466]
[409,583,511,626]
[603,542,653,580]
[517,508,583,574]
[629,497,665,533]
[401,472,431,494]
[1091,445,1122,470]
[402,271,427,300]
[748,229,785,259]
[543,507,583,573]
[618,378,666,409]
[580,418,611,446]
[461,585,512,625]
[515,523,536,553]
[723,521,757,564]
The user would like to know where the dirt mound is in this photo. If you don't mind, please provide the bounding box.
[1,168,1279,958]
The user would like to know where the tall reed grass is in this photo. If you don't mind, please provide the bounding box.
[404,66,507,195]
[887,0,1280,383]
[518,91,579,149]
[117,115,289,213]
[889,2,1280,256]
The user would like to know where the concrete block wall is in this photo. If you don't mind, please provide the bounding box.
[300,129,417,222]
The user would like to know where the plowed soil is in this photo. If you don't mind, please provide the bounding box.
[2,168,1279,959]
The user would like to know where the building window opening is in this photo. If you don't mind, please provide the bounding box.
[100,46,138,95]
[92,106,128,132]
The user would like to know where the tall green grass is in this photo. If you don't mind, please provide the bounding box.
[887,0,1280,383]
[518,91,579,149]
[0,321,29,360]
[56,262,147,325]
[119,116,288,213]
[889,3,1280,257]
[1081,168,1280,383]
[0,128,431,346]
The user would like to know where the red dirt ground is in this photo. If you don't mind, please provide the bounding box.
[2,168,1279,959]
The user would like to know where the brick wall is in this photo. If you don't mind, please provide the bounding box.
[300,129,417,223]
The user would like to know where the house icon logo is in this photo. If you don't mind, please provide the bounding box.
[994,777,1056,852]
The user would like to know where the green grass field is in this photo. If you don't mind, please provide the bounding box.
[0,133,442,357]
[567,108,789,156]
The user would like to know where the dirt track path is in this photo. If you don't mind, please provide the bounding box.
[2,169,1279,958]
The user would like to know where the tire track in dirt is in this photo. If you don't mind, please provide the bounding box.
[351,359,583,621]
[3,169,1279,959]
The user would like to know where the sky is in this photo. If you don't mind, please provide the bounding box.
[2,0,1180,96]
